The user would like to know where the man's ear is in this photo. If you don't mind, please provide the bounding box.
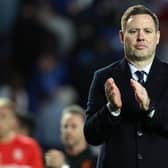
[156,30,160,45]
[119,30,124,44]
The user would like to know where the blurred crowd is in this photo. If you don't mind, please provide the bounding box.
[0,0,167,153]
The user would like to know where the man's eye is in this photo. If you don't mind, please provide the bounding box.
[145,29,152,33]
[129,30,137,33]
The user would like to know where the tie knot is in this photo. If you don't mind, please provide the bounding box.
[136,71,145,84]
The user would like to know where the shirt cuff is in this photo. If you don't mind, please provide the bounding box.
[106,102,121,117]
[148,109,155,118]
[146,101,155,118]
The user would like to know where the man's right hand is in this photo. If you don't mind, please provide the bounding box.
[104,78,122,111]
[45,149,65,168]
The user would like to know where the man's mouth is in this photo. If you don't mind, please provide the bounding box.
[135,44,147,50]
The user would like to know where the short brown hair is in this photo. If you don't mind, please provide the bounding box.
[0,97,17,117]
[62,104,85,121]
[121,4,159,32]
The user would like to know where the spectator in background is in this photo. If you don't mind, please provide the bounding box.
[0,73,29,114]
[28,49,70,113]
[47,0,94,17]
[29,50,78,149]
[11,0,58,83]
[45,105,97,168]
[0,97,44,167]
[38,4,76,57]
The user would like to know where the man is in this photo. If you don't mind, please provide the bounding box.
[45,105,97,168]
[0,97,44,168]
[84,4,168,168]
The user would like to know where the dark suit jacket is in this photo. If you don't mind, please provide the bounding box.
[84,57,168,168]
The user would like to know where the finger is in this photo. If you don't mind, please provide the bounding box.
[105,78,112,89]
[105,78,118,92]
[130,78,139,90]
[130,79,148,105]
[106,77,114,84]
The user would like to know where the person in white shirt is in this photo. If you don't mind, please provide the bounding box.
[84,4,168,168]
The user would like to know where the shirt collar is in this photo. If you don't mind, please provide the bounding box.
[128,63,152,82]
[128,63,152,76]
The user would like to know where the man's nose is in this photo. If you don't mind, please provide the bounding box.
[137,31,145,41]
[65,126,73,133]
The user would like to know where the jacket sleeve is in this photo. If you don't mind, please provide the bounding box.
[145,87,168,134]
[84,71,122,146]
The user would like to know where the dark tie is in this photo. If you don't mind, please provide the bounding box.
[136,71,145,84]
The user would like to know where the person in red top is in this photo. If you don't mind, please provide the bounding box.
[0,97,44,168]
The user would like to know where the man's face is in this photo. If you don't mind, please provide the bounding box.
[0,107,16,139]
[61,113,84,148]
[120,14,160,63]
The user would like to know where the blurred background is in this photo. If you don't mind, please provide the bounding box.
[0,0,167,151]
